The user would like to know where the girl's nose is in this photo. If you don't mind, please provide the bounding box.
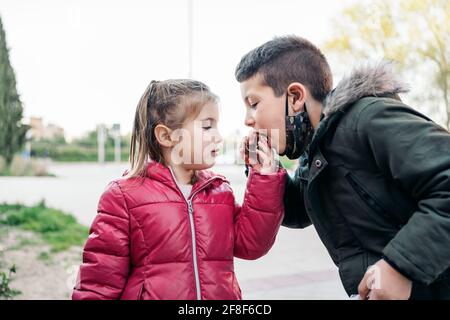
[209,129,223,144]
[215,131,223,144]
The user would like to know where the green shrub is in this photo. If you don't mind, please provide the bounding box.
[30,139,130,162]
[0,201,89,252]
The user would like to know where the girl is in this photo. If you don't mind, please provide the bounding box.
[72,79,286,300]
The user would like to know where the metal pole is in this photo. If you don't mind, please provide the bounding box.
[97,124,106,164]
[112,123,121,163]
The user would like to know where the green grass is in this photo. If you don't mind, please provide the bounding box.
[0,170,56,177]
[0,201,89,252]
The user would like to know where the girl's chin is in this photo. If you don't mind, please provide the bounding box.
[183,162,215,171]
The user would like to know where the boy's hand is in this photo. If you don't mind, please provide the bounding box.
[240,133,279,175]
[358,259,412,300]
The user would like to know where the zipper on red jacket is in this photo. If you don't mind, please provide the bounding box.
[186,199,201,300]
[168,168,224,300]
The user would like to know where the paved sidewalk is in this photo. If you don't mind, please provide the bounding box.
[235,227,347,299]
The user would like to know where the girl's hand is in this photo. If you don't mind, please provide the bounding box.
[240,133,279,175]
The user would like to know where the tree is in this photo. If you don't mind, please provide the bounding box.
[324,0,449,129]
[0,15,29,166]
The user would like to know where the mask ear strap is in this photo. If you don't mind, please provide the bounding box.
[285,93,290,116]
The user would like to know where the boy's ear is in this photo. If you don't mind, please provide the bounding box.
[287,82,307,113]
[154,124,175,148]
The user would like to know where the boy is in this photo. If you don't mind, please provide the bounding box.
[235,35,450,299]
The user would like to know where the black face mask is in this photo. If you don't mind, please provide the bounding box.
[280,93,315,159]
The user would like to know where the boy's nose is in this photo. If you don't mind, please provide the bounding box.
[244,113,255,127]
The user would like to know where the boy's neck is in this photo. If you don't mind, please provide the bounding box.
[307,99,324,130]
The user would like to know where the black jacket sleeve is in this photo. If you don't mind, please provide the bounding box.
[282,158,312,229]
[357,98,450,284]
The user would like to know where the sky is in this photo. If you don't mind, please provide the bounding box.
[0,0,357,140]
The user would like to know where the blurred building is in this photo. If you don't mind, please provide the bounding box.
[28,116,65,141]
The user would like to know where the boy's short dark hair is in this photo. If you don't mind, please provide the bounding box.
[235,35,333,102]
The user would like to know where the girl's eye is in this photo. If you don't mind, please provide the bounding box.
[250,102,258,109]
[203,126,212,130]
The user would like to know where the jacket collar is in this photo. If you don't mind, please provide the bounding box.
[322,61,409,118]
[145,161,228,196]
[307,61,409,160]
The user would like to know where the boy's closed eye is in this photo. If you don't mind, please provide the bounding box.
[247,97,259,110]
[250,102,258,109]
[201,118,215,130]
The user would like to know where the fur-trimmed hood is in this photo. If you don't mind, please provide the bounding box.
[323,61,409,117]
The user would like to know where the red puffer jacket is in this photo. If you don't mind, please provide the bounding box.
[72,161,286,300]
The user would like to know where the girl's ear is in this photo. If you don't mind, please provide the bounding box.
[154,124,175,148]
[287,82,307,113]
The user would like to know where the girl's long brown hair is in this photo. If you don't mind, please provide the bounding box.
[127,79,218,179]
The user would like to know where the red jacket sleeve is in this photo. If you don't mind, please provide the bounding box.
[233,167,286,260]
[72,181,130,300]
